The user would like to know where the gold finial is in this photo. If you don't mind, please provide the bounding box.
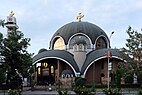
[76,12,84,22]
[9,11,14,17]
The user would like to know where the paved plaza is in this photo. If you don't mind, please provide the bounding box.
[0,90,138,95]
[0,86,76,95]
[0,86,139,95]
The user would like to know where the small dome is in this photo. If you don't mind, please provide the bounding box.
[51,21,108,45]
[62,69,73,75]
[38,48,47,54]
[73,39,86,45]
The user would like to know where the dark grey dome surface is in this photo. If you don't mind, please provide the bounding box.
[62,69,73,75]
[81,49,123,74]
[51,21,108,45]
[73,39,86,45]
[38,48,48,54]
[33,50,80,72]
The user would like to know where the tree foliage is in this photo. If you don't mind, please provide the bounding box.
[121,26,142,83]
[0,30,33,78]
[0,68,5,84]
[75,77,86,86]
[0,19,5,28]
[115,68,123,89]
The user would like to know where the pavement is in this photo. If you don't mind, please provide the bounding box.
[0,90,138,95]
[0,86,76,95]
[0,86,140,95]
[0,90,75,95]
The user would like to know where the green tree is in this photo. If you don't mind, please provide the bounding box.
[0,19,5,27]
[0,68,5,84]
[0,19,5,84]
[0,30,33,87]
[115,68,122,89]
[121,26,142,83]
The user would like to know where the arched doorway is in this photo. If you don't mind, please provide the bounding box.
[34,58,75,85]
[85,59,108,84]
[36,59,57,85]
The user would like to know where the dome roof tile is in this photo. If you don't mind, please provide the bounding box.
[51,22,108,45]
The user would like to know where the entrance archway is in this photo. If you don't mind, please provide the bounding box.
[34,58,75,85]
[36,59,57,85]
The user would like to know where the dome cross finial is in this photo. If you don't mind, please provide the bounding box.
[9,11,14,17]
[76,12,84,22]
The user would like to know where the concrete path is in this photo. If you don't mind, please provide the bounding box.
[23,91,58,95]
[0,90,138,95]
[0,90,76,95]
[0,87,139,95]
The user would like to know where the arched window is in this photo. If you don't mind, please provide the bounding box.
[71,74,73,78]
[38,67,41,75]
[73,44,77,51]
[66,74,70,78]
[51,66,54,74]
[79,44,83,51]
[43,62,48,68]
[53,37,65,50]
[96,37,107,49]
[69,35,91,50]
[62,74,65,78]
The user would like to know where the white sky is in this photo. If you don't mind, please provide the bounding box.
[0,0,142,54]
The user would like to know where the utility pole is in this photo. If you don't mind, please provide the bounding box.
[107,31,114,89]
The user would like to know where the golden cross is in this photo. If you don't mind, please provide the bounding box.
[76,12,84,22]
[9,11,14,17]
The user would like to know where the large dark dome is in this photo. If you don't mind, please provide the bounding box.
[51,21,108,45]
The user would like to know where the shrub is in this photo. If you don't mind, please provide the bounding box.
[121,84,141,88]
[0,68,5,84]
[115,69,122,89]
[8,89,21,95]
[138,90,142,95]
[75,77,86,86]
[103,88,122,95]
[125,74,133,84]
[57,88,68,95]
[74,85,96,95]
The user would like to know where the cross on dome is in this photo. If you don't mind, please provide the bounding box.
[9,11,14,17]
[76,12,84,22]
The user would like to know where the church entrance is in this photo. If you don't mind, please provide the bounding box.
[34,58,75,86]
[36,59,57,85]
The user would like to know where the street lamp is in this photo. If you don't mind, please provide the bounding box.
[107,31,114,89]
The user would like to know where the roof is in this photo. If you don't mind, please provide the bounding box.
[51,21,108,45]
[81,49,124,74]
[32,50,80,73]
[33,49,124,75]
[38,48,47,54]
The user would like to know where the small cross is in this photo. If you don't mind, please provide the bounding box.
[9,11,14,17]
[76,12,84,22]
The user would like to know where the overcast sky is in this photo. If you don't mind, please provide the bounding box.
[0,0,142,54]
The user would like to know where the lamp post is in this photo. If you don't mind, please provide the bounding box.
[107,31,114,89]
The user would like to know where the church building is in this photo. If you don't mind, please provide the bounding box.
[32,13,125,85]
